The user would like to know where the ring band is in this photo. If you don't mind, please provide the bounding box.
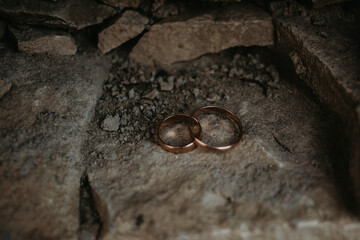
[191,106,243,151]
[157,114,202,154]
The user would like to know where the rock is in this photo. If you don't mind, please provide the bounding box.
[289,51,306,76]
[0,78,11,99]
[312,0,351,8]
[0,0,116,30]
[0,52,109,239]
[143,89,159,99]
[0,19,6,40]
[275,15,360,211]
[130,2,273,66]
[128,88,135,99]
[99,0,141,9]
[152,0,184,19]
[9,26,77,55]
[206,94,221,102]
[265,65,280,83]
[85,51,360,238]
[98,10,148,54]
[158,76,174,91]
[101,115,120,132]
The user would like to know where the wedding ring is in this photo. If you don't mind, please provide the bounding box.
[191,106,243,151]
[157,114,202,154]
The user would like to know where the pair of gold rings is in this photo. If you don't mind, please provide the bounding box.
[157,106,244,153]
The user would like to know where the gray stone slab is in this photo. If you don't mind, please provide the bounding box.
[130,2,274,66]
[0,52,109,239]
[84,53,359,239]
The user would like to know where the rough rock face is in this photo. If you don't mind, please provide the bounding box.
[9,26,77,55]
[130,3,273,66]
[0,52,109,239]
[81,49,360,239]
[0,0,116,30]
[99,0,141,9]
[275,15,360,211]
[98,10,148,54]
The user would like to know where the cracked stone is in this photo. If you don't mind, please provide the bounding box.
[0,52,109,239]
[130,2,273,66]
[98,10,148,54]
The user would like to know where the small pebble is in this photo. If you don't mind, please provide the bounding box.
[101,115,120,132]
[129,88,135,99]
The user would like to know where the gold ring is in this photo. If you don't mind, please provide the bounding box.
[191,106,243,151]
[157,114,202,154]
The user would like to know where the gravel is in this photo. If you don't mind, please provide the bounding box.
[89,48,281,148]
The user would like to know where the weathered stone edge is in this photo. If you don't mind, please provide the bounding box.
[275,17,360,213]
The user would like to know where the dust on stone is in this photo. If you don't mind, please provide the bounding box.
[94,49,281,147]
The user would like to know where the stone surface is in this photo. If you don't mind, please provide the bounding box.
[275,14,360,211]
[0,0,116,30]
[99,0,141,9]
[98,10,148,54]
[83,49,359,239]
[312,0,351,8]
[130,2,273,66]
[9,26,77,55]
[0,51,109,239]
[152,0,184,19]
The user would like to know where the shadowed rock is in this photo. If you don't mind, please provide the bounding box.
[275,14,360,212]
[0,0,116,30]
